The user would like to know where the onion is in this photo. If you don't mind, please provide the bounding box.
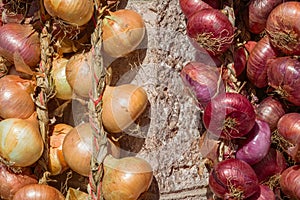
[233,45,249,76]
[280,165,300,199]
[266,1,300,55]
[256,96,286,131]
[246,184,275,200]
[0,23,40,68]
[246,0,283,34]
[209,158,259,199]
[236,119,271,165]
[246,36,279,88]
[0,75,35,119]
[203,92,256,139]
[0,163,37,200]
[12,184,65,200]
[186,8,235,56]
[180,61,224,107]
[277,113,300,161]
[252,148,287,182]
[267,56,300,106]
[102,9,146,58]
[179,0,221,18]
[43,0,94,26]
[102,155,153,200]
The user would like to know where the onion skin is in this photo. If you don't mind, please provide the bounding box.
[233,46,248,77]
[102,84,148,134]
[280,165,300,199]
[0,75,35,119]
[102,9,145,58]
[246,36,279,88]
[267,57,300,106]
[236,119,271,165]
[203,92,256,139]
[266,1,300,55]
[186,8,234,56]
[0,23,40,68]
[180,61,224,107]
[43,0,94,26]
[12,184,65,200]
[0,163,37,200]
[252,148,287,182]
[209,158,259,199]
[102,155,153,200]
[256,96,285,131]
[246,0,283,34]
[246,184,275,200]
[179,0,221,18]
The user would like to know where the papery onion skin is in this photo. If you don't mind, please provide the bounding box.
[186,8,234,56]
[43,0,94,26]
[12,184,65,200]
[0,23,40,68]
[179,0,221,18]
[203,92,256,139]
[267,57,300,106]
[102,155,153,200]
[233,46,248,77]
[180,61,224,107]
[266,1,300,55]
[209,158,259,199]
[246,36,279,88]
[246,184,275,200]
[0,115,44,167]
[236,119,271,165]
[0,75,35,119]
[102,9,145,58]
[280,165,300,199]
[252,148,287,182]
[0,163,37,200]
[256,96,285,131]
[102,84,148,134]
[246,0,283,34]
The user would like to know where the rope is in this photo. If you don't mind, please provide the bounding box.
[87,1,108,199]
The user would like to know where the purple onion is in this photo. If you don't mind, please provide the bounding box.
[236,119,271,165]
[246,184,275,200]
[180,62,224,107]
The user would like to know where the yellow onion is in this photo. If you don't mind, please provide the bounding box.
[0,113,44,167]
[0,75,35,119]
[65,51,92,98]
[43,0,94,26]
[62,123,120,177]
[49,123,73,175]
[102,9,146,58]
[51,57,73,100]
[102,84,148,133]
[102,155,153,200]
[12,184,65,200]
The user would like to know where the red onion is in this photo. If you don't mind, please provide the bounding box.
[246,36,279,88]
[236,119,271,165]
[280,165,300,199]
[209,158,259,199]
[246,0,283,34]
[267,56,300,106]
[266,1,300,55]
[252,148,287,182]
[203,92,256,139]
[0,163,38,200]
[233,45,249,76]
[256,96,286,131]
[246,184,275,200]
[180,62,224,107]
[179,0,221,18]
[0,23,40,68]
[277,113,300,161]
[186,8,234,56]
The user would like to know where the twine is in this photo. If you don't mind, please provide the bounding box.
[87,1,108,199]
[34,20,55,174]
